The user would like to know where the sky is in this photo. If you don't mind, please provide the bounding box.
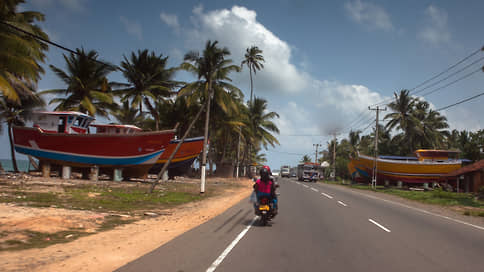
[2,0,484,170]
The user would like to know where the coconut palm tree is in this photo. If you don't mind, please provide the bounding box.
[300,155,312,163]
[384,89,419,153]
[241,46,264,104]
[1,92,44,172]
[0,0,48,104]
[109,100,145,127]
[245,97,279,149]
[179,40,241,190]
[117,49,178,130]
[41,49,116,117]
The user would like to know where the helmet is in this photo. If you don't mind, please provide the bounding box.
[262,165,271,174]
[259,167,270,180]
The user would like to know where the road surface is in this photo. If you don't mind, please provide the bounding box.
[117,178,484,272]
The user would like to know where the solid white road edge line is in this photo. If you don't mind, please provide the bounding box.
[321,192,334,199]
[206,216,258,272]
[348,189,484,231]
[369,219,391,232]
[311,188,319,192]
[338,201,348,207]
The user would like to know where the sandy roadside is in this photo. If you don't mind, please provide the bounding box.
[0,178,253,272]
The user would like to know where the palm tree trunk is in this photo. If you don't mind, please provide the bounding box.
[200,83,212,193]
[8,122,19,172]
[249,66,254,104]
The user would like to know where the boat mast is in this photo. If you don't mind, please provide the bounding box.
[369,106,386,189]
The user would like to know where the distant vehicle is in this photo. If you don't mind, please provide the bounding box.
[291,172,296,177]
[272,170,280,177]
[297,163,322,182]
[280,165,290,178]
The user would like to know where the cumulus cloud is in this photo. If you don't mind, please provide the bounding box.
[167,5,384,161]
[418,5,451,45]
[344,0,394,31]
[120,16,143,41]
[160,12,180,31]
[173,5,310,94]
[31,0,87,12]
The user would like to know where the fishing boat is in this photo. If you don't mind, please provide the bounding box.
[149,136,204,177]
[12,111,175,177]
[349,149,462,184]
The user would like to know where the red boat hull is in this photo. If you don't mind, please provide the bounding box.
[13,126,175,176]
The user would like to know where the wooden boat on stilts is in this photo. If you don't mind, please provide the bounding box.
[349,149,462,184]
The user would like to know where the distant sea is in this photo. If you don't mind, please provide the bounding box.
[0,159,32,172]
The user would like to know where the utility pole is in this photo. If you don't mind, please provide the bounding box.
[313,143,322,164]
[236,126,241,179]
[368,106,387,189]
[332,133,337,181]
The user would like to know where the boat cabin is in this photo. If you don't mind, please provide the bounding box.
[32,111,94,134]
[415,149,460,162]
[90,124,142,134]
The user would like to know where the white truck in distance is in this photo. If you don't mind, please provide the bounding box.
[280,165,290,178]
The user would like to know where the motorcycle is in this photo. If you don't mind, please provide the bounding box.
[257,196,273,225]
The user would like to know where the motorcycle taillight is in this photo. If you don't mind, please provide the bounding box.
[260,198,268,205]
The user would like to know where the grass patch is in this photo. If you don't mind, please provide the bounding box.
[0,183,204,213]
[326,180,484,209]
[0,230,88,252]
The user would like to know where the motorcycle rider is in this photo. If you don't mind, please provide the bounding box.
[253,166,278,217]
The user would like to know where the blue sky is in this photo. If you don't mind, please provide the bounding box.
[2,0,484,170]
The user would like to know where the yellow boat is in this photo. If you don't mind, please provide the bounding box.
[349,149,462,183]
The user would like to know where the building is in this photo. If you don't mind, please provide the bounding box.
[442,159,484,193]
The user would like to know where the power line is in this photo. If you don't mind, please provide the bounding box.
[418,67,483,97]
[412,59,484,96]
[0,20,115,68]
[436,91,484,111]
[369,46,484,107]
[267,149,307,156]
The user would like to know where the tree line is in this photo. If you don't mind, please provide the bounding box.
[0,1,280,174]
[305,90,484,179]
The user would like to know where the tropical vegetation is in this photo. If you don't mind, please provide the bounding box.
[0,0,279,176]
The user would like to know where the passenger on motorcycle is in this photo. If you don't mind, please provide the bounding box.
[253,166,278,217]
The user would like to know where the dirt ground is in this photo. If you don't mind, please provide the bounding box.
[0,176,253,272]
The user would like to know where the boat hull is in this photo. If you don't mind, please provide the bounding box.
[13,126,175,176]
[350,154,462,183]
[149,136,204,176]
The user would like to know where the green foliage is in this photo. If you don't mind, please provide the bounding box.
[41,48,116,117]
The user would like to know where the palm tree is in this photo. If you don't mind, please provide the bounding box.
[300,155,312,163]
[1,92,44,172]
[0,0,48,104]
[241,46,264,104]
[384,89,419,154]
[348,130,361,157]
[118,49,178,130]
[180,40,241,190]
[41,49,116,117]
[110,100,145,127]
[245,97,280,149]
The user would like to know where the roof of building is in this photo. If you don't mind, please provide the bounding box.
[442,159,484,177]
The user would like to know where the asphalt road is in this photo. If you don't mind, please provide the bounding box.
[116,178,484,272]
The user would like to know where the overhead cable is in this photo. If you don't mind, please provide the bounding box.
[0,20,115,68]
[436,91,484,111]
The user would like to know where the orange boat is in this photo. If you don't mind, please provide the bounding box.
[349,149,462,183]
[149,136,204,176]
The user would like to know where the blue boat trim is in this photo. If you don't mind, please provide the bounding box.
[15,145,163,166]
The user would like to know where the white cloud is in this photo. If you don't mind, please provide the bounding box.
[418,5,451,45]
[160,12,180,31]
[31,0,87,12]
[181,5,309,94]
[172,5,385,164]
[344,0,394,31]
[120,16,143,41]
